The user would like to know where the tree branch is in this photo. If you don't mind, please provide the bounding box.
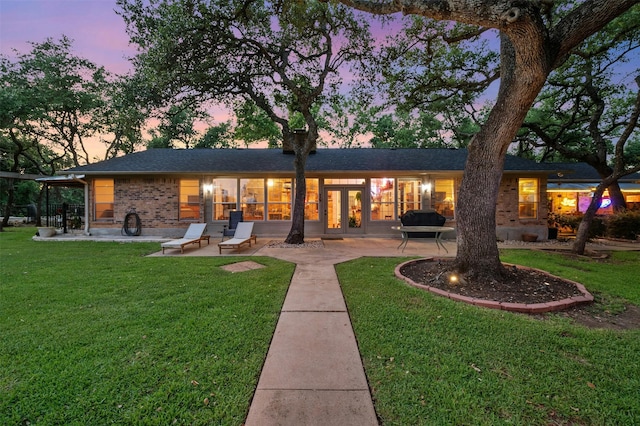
[550,0,639,68]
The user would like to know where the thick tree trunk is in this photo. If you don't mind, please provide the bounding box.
[285,130,312,244]
[573,182,608,254]
[2,178,16,228]
[595,161,627,212]
[455,32,549,278]
[607,181,627,211]
[455,146,505,275]
[286,157,307,244]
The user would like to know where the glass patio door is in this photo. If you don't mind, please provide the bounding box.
[324,186,364,234]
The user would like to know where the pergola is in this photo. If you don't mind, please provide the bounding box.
[35,174,89,234]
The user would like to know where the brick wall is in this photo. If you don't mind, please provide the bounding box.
[88,176,203,230]
[85,174,549,239]
[496,175,548,227]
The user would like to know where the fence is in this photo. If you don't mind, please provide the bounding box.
[43,203,85,231]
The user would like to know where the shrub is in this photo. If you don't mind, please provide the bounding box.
[606,210,640,240]
[552,213,605,239]
[590,216,607,238]
[552,213,582,232]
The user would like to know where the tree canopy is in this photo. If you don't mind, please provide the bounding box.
[118,0,374,243]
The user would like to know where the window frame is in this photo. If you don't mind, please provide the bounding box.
[212,178,238,221]
[370,177,395,221]
[397,178,422,217]
[179,179,201,221]
[94,178,114,221]
[433,178,455,219]
[518,178,539,219]
[267,178,292,221]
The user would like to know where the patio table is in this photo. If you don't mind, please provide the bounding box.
[392,226,455,253]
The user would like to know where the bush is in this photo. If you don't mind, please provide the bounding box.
[606,210,640,240]
[551,213,605,239]
[590,216,607,238]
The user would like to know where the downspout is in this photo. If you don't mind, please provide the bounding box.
[83,181,90,235]
[45,184,50,227]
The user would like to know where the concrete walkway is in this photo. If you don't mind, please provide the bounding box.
[243,238,462,425]
[245,262,377,425]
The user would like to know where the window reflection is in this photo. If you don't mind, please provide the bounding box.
[434,179,455,218]
[179,179,200,220]
[241,178,265,220]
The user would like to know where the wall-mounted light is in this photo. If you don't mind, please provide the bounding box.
[421,183,432,193]
[203,184,213,194]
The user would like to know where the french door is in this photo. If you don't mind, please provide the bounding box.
[324,186,365,235]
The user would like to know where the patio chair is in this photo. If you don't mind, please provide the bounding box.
[218,222,257,254]
[222,210,243,241]
[161,223,209,254]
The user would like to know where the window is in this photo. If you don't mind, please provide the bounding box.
[94,179,114,220]
[212,178,238,220]
[267,178,292,220]
[397,179,422,216]
[434,179,455,218]
[370,178,395,220]
[305,178,319,220]
[241,178,264,220]
[324,178,365,185]
[518,178,539,219]
[180,179,200,220]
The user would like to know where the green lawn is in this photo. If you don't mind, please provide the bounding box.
[337,250,640,425]
[3,227,639,425]
[0,227,293,425]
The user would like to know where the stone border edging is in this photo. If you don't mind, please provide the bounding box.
[394,258,594,314]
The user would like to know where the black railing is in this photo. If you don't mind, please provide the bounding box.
[45,203,85,232]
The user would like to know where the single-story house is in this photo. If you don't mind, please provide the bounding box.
[547,162,640,215]
[53,148,558,240]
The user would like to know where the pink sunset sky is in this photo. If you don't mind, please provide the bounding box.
[0,0,235,153]
[1,1,637,154]
[2,1,637,96]
[1,0,134,74]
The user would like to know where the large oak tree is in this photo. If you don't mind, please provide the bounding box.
[118,0,373,244]
[331,0,638,278]
[515,7,639,211]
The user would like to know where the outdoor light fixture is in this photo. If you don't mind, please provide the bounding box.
[422,183,432,193]
[203,184,213,194]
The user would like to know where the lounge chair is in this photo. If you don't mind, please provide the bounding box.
[222,210,243,241]
[218,222,257,254]
[161,223,208,254]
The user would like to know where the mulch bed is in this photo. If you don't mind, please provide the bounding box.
[399,258,583,304]
[398,258,640,329]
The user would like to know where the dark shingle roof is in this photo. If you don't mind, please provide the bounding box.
[65,148,555,175]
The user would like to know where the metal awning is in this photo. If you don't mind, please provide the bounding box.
[548,182,640,191]
[35,174,86,187]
